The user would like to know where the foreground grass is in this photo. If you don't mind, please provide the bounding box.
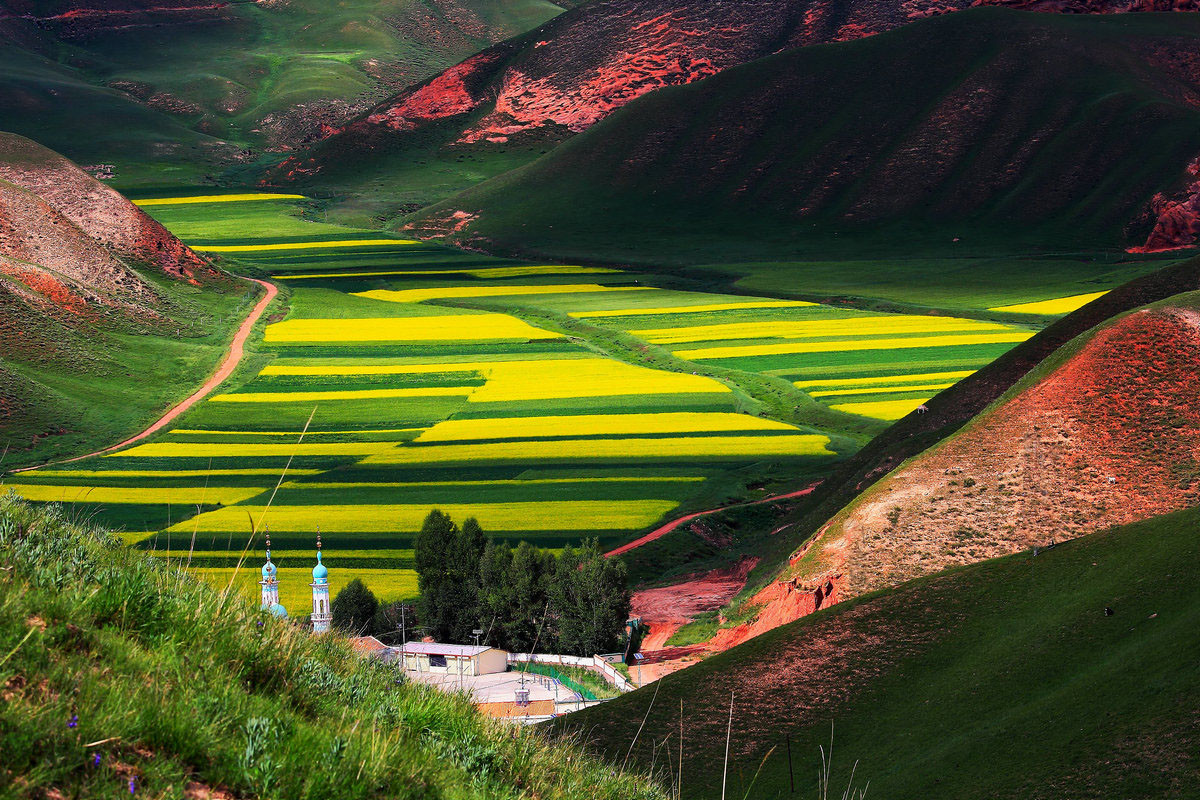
[0,494,665,800]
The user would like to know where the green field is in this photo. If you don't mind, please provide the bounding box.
[554,505,1200,798]
[1,194,1064,606]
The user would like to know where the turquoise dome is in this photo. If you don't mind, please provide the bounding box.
[312,551,328,583]
[261,559,276,579]
[268,602,288,619]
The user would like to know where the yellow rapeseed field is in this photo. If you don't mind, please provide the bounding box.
[192,239,419,253]
[988,291,1109,315]
[830,399,934,420]
[468,358,731,402]
[674,331,1034,360]
[210,387,471,403]
[284,476,706,490]
[631,315,1015,345]
[132,193,306,206]
[106,441,400,458]
[3,485,265,505]
[415,412,799,442]
[30,469,323,478]
[196,568,420,608]
[570,300,816,318]
[808,382,955,398]
[264,314,554,343]
[354,284,651,303]
[794,370,975,388]
[170,429,423,436]
[362,434,833,465]
[171,500,681,533]
[259,356,586,377]
[280,265,618,280]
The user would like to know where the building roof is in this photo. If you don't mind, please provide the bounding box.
[399,642,497,657]
[350,635,390,655]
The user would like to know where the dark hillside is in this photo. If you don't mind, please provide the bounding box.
[407,9,1200,257]
[274,0,1200,212]
[554,504,1200,799]
[0,0,568,180]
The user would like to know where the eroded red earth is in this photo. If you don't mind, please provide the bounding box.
[295,0,1200,162]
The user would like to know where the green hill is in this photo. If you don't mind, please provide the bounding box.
[0,0,567,186]
[0,493,664,799]
[407,9,1200,266]
[553,503,1200,799]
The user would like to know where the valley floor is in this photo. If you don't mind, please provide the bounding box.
[0,192,1111,611]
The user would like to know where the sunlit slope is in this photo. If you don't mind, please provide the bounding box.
[553,504,1200,799]
[780,290,1200,613]
[408,9,1200,265]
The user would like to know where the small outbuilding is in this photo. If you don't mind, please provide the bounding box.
[399,642,508,676]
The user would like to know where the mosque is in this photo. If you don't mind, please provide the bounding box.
[258,528,333,633]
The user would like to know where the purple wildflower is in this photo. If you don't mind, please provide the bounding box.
[93,752,102,767]
[67,714,78,728]
[129,777,136,794]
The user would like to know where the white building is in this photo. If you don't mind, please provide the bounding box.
[399,642,508,676]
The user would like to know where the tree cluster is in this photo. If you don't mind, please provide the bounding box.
[415,509,631,655]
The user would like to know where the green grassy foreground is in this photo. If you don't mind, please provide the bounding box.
[0,493,664,799]
[553,505,1200,799]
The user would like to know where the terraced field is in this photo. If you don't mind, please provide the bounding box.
[2,194,1042,607]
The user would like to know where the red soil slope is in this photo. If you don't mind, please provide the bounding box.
[0,2,234,36]
[712,301,1200,647]
[282,0,1200,181]
[0,134,208,280]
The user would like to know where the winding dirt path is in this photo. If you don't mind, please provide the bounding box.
[14,278,277,472]
[605,481,820,558]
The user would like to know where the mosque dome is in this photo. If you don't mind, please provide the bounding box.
[261,560,276,580]
[268,602,288,619]
[312,550,328,583]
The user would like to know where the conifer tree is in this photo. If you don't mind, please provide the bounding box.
[331,578,379,635]
[414,509,458,641]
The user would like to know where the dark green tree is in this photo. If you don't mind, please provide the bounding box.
[550,539,630,656]
[414,509,458,641]
[478,539,515,649]
[447,517,488,642]
[505,541,556,653]
[331,578,379,635]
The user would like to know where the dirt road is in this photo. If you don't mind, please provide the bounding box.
[604,482,820,558]
[14,278,277,471]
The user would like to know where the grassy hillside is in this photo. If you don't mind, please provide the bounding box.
[0,134,250,469]
[0,493,664,799]
[553,504,1200,799]
[0,0,567,186]
[406,9,1200,265]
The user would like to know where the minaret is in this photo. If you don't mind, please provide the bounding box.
[310,528,332,633]
[260,528,288,619]
[260,528,279,610]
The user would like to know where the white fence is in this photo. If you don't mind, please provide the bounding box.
[508,652,635,693]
